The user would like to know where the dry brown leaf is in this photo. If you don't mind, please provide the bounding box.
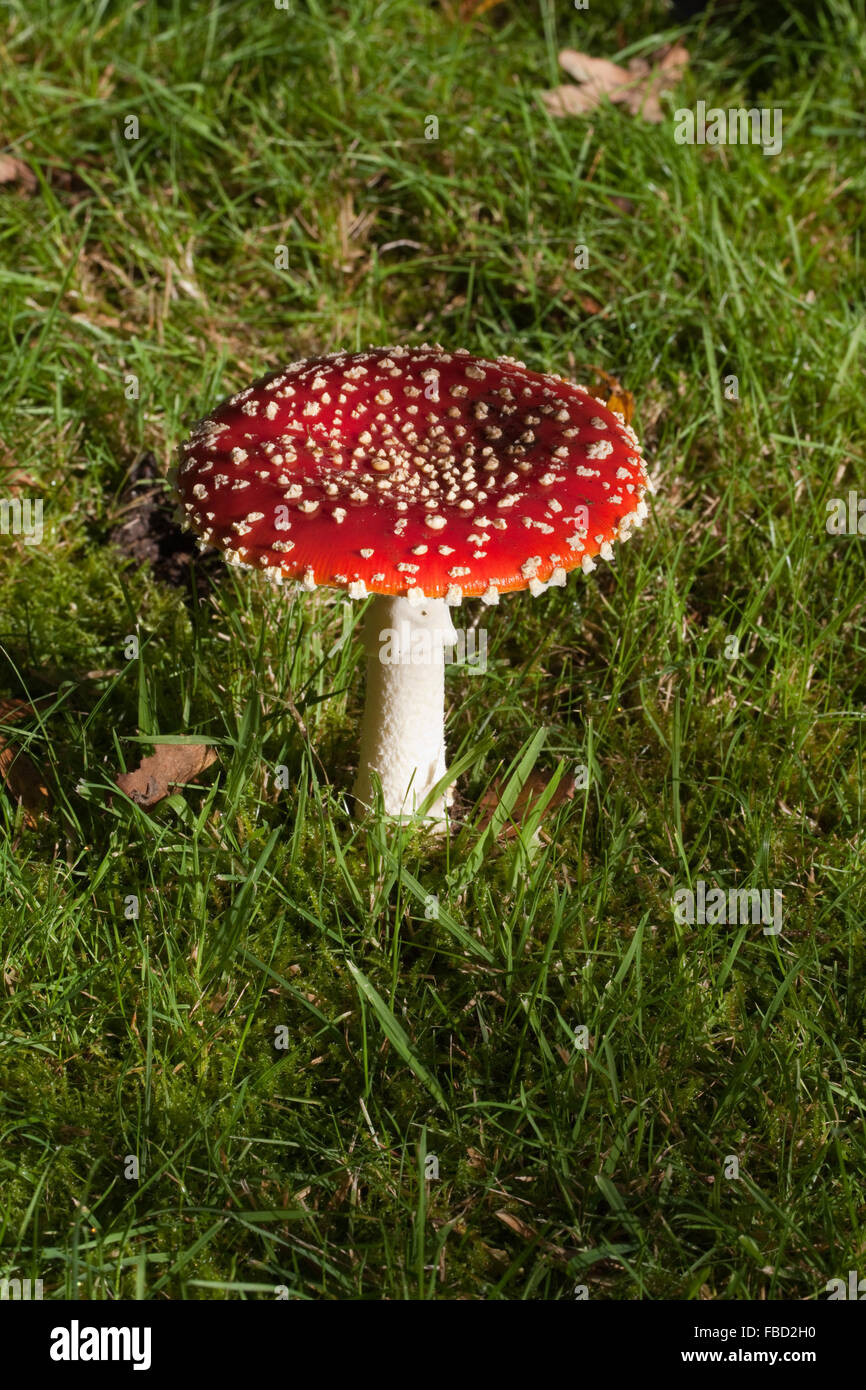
[544,50,638,118]
[1,153,102,201]
[495,1210,537,1241]
[658,43,691,78]
[626,56,652,80]
[477,769,576,839]
[57,1124,92,1141]
[115,743,217,808]
[0,154,38,193]
[541,84,605,119]
[558,49,634,90]
[495,1209,569,1260]
[0,699,51,826]
[626,43,690,122]
[544,43,689,125]
[585,366,636,424]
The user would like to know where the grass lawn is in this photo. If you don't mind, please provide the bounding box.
[0,0,864,1300]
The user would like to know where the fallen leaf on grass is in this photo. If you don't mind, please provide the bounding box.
[555,51,638,109]
[605,388,635,422]
[543,43,689,124]
[1,150,106,201]
[495,1210,569,1259]
[476,769,576,839]
[0,699,52,826]
[115,744,218,808]
[0,154,38,193]
[495,1210,536,1241]
[57,1124,92,1141]
[585,366,636,424]
[1,152,103,202]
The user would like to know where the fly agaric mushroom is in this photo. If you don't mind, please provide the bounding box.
[176,346,649,822]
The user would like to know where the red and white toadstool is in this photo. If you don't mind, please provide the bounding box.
[176,345,649,822]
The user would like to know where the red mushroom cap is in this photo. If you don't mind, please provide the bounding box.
[176,346,649,603]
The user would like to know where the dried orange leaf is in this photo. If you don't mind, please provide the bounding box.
[115,743,218,808]
[0,699,51,826]
[477,769,576,839]
[588,366,621,392]
[605,390,635,423]
[585,367,635,424]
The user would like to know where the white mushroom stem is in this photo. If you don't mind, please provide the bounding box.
[353,595,457,822]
